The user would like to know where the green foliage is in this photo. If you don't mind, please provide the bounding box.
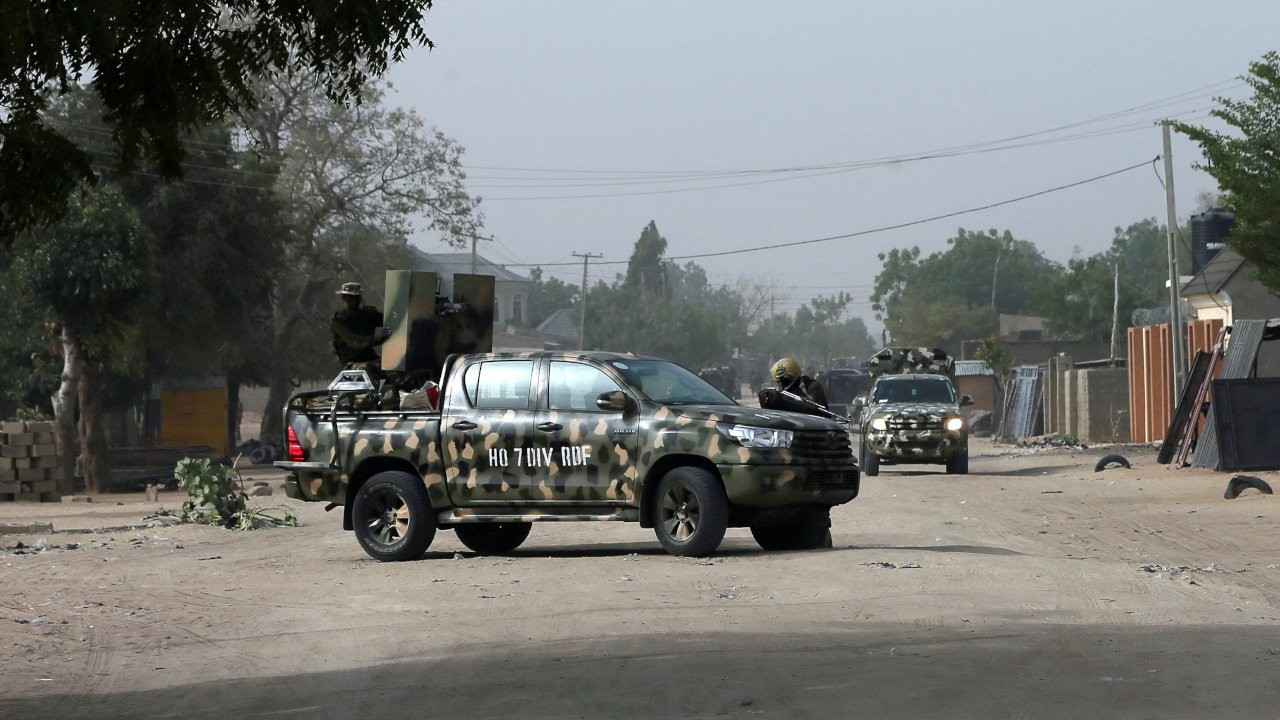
[748,295,878,371]
[975,337,1013,379]
[525,267,579,329]
[173,457,298,530]
[1175,51,1280,296]
[576,221,873,372]
[0,0,437,240]
[870,228,1058,348]
[1039,219,1187,340]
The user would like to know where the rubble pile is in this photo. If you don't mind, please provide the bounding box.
[0,420,59,502]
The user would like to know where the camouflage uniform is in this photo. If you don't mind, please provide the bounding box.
[759,357,829,415]
[331,282,388,369]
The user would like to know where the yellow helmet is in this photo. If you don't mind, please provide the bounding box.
[770,357,801,385]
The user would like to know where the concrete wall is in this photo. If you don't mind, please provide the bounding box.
[1041,365,1130,443]
[1076,367,1130,443]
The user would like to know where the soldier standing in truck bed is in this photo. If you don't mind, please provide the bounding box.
[331,281,391,374]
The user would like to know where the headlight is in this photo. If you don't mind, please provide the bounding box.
[719,424,793,448]
[870,417,888,431]
[945,417,964,432]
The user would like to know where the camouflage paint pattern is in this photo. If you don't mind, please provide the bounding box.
[867,346,955,381]
[862,400,967,462]
[381,271,495,373]
[859,366,968,463]
[279,351,859,525]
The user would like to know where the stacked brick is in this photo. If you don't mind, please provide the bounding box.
[0,420,60,501]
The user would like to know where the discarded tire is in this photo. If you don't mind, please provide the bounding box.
[1093,454,1130,472]
[1224,475,1273,500]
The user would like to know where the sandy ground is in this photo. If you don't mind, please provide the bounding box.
[1,439,1279,719]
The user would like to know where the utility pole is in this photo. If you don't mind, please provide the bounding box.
[469,234,492,274]
[1162,122,1186,394]
[573,252,601,350]
[1110,261,1120,364]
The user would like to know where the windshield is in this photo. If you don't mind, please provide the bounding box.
[872,377,956,404]
[609,359,734,405]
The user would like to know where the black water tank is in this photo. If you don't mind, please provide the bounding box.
[1190,208,1234,275]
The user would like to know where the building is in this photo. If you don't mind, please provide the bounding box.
[1181,247,1280,376]
[407,247,533,329]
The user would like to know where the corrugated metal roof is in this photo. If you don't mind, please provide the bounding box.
[1181,248,1245,298]
[954,360,994,376]
[536,308,579,342]
[406,246,531,284]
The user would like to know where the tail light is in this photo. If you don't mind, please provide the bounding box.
[286,425,307,462]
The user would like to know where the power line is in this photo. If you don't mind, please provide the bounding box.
[464,79,1238,176]
[499,158,1156,268]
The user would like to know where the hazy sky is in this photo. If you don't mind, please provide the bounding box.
[387,1,1278,331]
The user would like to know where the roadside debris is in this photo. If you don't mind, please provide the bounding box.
[860,561,921,569]
[1224,475,1273,500]
[1094,454,1131,472]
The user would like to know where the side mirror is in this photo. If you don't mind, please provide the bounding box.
[960,394,974,407]
[596,391,633,413]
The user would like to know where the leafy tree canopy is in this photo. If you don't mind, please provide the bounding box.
[0,0,436,240]
[1176,51,1280,295]
[870,228,1057,349]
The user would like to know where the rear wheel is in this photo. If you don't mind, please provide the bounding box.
[860,437,880,477]
[352,470,436,562]
[946,451,969,475]
[750,509,832,551]
[454,522,532,554]
[653,466,729,557]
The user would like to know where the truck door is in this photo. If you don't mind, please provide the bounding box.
[534,360,638,504]
[441,358,545,504]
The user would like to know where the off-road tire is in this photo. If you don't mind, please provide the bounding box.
[860,438,880,477]
[1224,475,1273,500]
[1093,454,1131,472]
[352,470,436,562]
[454,522,533,554]
[653,466,729,557]
[946,452,969,475]
[751,509,833,551]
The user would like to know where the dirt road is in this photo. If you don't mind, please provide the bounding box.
[2,440,1279,719]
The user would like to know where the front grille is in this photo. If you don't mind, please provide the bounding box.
[790,430,854,460]
[802,468,859,491]
[887,415,942,431]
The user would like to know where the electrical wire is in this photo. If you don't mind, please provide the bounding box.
[466,80,1239,176]
[499,157,1157,268]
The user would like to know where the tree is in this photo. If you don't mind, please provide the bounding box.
[0,0,437,241]
[241,73,482,442]
[6,184,151,493]
[1176,52,1280,295]
[1039,219,1190,340]
[870,228,1057,349]
[526,268,579,329]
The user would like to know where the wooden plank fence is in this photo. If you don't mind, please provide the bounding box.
[1127,318,1224,444]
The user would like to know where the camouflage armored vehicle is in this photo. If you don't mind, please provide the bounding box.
[277,351,860,561]
[852,347,972,476]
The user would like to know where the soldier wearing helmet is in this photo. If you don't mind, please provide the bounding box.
[331,281,391,370]
[760,357,829,413]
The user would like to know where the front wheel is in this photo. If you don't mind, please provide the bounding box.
[946,451,969,475]
[653,466,729,557]
[860,437,880,477]
[454,522,532,554]
[751,509,833,551]
[351,470,436,562]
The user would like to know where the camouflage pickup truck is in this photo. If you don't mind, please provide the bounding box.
[277,351,860,561]
[852,347,973,476]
